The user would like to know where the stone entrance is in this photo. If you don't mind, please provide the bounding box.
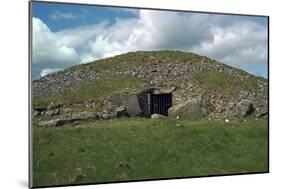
[137,87,176,117]
[151,93,172,116]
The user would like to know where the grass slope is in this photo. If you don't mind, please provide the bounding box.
[70,51,206,72]
[194,71,261,94]
[32,117,268,187]
[33,75,146,108]
[33,51,267,109]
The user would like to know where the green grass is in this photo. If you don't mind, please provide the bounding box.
[32,117,268,187]
[67,50,210,73]
[33,75,145,108]
[195,71,260,94]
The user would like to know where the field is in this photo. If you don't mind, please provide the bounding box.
[32,117,268,187]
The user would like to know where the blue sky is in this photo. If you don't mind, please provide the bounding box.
[32,1,268,79]
[32,2,138,32]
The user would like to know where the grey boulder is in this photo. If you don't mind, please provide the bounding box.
[115,106,127,117]
[235,100,255,117]
[151,114,166,119]
[123,94,142,116]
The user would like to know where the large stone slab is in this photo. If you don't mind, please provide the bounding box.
[235,100,255,117]
[38,116,96,127]
[123,94,142,116]
[224,100,255,117]
[169,97,202,119]
[168,95,213,119]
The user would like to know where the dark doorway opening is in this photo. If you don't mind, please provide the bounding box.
[151,93,172,116]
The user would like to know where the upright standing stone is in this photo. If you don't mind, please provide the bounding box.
[123,94,142,116]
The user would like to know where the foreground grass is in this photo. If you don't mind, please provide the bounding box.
[32,117,268,187]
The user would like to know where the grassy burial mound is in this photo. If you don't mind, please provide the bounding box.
[32,51,268,122]
[32,51,268,187]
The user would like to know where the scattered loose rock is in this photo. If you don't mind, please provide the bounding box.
[115,106,127,117]
[151,114,166,119]
[257,111,268,118]
[38,116,96,127]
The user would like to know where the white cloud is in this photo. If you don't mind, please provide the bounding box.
[191,20,267,75]
[135,10,213,49]
[50,11,78,20]
[32,17,82,79]
[32,10,268,79]
[40,68,62,77]
[32,17,80,69]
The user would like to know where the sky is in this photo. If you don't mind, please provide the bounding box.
[31,1,268,79]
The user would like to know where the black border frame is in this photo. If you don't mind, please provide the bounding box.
[28,0,270,188]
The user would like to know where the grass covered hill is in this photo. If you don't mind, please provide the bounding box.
[32,50,268,119]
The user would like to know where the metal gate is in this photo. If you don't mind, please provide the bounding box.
[151,93,172,116]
